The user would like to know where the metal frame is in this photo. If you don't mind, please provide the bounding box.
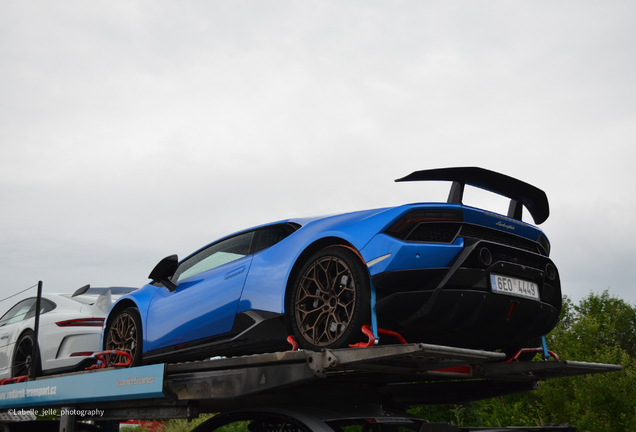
[0,343,623,431]
[3,343,621,416]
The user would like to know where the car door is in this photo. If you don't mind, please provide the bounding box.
[0,298,36,379]
[145,231,255,351]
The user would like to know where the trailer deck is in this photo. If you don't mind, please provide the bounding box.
[0,342,622,425]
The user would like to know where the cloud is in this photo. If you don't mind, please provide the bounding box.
[1,1,635,316]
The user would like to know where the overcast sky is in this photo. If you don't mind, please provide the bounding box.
[1,1,635,316]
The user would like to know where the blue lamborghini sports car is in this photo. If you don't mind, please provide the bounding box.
[103,167,561,365]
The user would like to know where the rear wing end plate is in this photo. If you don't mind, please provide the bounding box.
[396,167,550,225]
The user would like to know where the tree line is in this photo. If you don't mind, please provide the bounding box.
[410,290,636,431]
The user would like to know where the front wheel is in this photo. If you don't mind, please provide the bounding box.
[289,247,370,351]
[104,307,143,367]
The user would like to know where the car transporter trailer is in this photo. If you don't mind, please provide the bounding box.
[0,340,623,432]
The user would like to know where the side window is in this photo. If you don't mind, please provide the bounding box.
[25,299,56,320]
[251,226,294,254]
[173,232,255,283]
[0,299,36,327]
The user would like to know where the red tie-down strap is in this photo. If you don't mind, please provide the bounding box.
[0,376,29,385]
[287,335,299,351]
[287,326,407,350]
[505,347,560,362]
[85,350,133,370]
[350,325,408,348]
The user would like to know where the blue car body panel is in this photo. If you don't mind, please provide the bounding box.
[103,168,561,359]
[361,233,465,276]
[109,205,423,352]
[111,203,544,352]
[145,254,254,351]
[238,207,396,314]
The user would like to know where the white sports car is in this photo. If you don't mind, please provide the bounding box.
[0,286,136,379]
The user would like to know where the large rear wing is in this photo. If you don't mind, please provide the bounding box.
[395,167,550,225]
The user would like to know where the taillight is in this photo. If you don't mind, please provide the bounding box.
[386,210,462,239]
[56,318,105,327]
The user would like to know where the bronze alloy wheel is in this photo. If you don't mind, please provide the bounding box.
[105,308,141,367]
[291,247,369,349]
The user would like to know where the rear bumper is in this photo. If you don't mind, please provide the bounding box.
[40,326,102,374]
[373,241,561,350]
[42,357,98,376]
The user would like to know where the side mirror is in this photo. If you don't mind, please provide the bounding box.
[148,254,179,292]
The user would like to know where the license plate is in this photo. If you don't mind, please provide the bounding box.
[490,274,539,300]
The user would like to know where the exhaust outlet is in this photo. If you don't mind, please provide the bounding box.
[479,247,492,267]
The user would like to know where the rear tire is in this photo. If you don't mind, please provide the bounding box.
[104,307,143,367]
[289,247,370,351]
